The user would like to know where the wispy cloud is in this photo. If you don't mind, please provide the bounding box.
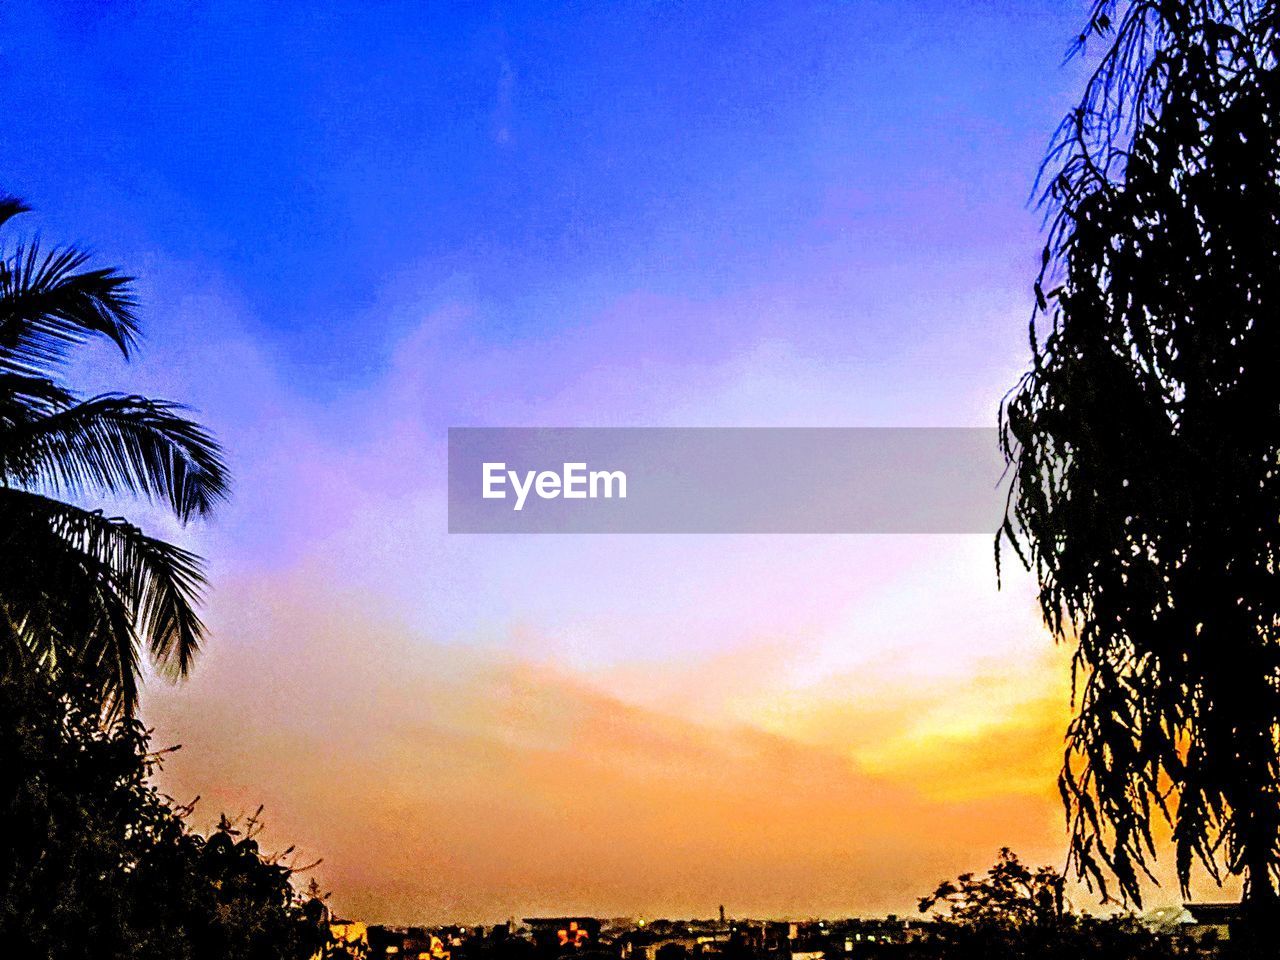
[145,570,1067,923]
[125,265,1080,923]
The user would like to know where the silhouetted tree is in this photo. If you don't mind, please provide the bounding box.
[0,668,327,958]
[919,848,1066,927]
[918,851,1172,960]
[1001,0,1280,935]
[0,197,228,716]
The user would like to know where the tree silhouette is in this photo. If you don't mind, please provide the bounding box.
[919,848,1066,927]
[1001,0,1280,933]
[0,197,228,716]
[0,669,327,959]
[918,851,1172,960]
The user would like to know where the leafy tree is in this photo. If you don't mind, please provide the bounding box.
[0,668,327,959]
[1000,0,1280,931]
[918,848,1066,927]
[0,196,228,716]
[918,851,1173,960]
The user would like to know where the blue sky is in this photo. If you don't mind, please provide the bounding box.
[4,1,1085,388]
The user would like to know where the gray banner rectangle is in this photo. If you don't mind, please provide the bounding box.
[448,427,1004,534]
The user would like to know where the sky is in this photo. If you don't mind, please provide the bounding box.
[0,0,1209,924]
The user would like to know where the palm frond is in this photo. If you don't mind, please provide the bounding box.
[0,487,209,715]
[0,242,139,376]
[0,195,31,231]
[0,197,225,718]
[0,505,140,714]
[0,392,230,521]
[0,373,77,421]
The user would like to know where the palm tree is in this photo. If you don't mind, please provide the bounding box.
[0,196,229,716]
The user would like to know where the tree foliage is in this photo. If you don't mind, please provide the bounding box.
[918,851,1173,960]
[919,848,1066,927]
[0,197,229,716]
[0,669,327,959]
[1001,0,1280,908]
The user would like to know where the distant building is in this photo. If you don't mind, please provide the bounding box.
[1183,902,1239,946]
[727,920,791,955]
[329,919,369,949]
[524,917,602,952]
[366,926,450,960]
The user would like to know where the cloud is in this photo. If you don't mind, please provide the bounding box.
[125,252,1085,924]
[143,571,1070,924]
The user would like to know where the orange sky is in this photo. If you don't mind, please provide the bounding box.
[111,290,1243,925]
[143,565,1081,924]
